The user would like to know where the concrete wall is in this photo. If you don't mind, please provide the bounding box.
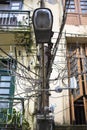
[44,0,70,125]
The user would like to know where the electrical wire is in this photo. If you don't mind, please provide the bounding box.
[54,104,84,115]
[50,95,69,99]
[0,59,39,84]
[52,0,70,63]
[0,47,41,78]
[47,0,70,79]
[0,55,40,100]
[0,57,40,84]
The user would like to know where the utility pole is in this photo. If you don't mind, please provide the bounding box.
[32,2,54,129]
[40,0,48,114]
[40,0,44,7]
[38,5,53,130]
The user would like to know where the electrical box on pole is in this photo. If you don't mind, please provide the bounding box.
[32,8,53,44]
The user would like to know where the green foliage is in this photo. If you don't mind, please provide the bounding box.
[0,108,31,130]
[22,118,31,130]
[14,28,34,54]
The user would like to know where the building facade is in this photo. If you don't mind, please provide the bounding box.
[44,0,87,125]
[65,0,87,124]
[0,0,70,128]
[1,0,87,128]
[0,0,39,128]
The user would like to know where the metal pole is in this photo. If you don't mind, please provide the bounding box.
[39,0,49,113]
[36,1,53,130]
[40,0,44,7]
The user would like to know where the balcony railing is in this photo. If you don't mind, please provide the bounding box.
[0,10,31,31]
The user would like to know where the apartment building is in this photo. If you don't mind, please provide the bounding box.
[0,0,69,128]
[45,0,87,125]
[64,0,87,124]
[1,0,86,128]
[0,0,40,128]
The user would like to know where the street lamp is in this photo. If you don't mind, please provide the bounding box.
[32,8,53,44]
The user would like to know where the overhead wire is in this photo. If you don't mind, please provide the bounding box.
[54,104,84,115]
[0,47,41,78]
[0,54,40,99]
[50,95,69,99]
[47,0,70,80]
[0,59,39,83]
[0,1,75,119]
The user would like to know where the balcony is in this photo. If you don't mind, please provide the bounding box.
[0,10,31,31]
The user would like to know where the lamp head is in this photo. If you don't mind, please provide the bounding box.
[32,8,53,44]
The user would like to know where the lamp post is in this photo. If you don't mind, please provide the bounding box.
[32,7,53,107]
[32,7,53,130]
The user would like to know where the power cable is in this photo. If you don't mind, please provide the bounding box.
[50,95,69,99]
[47,0,70,79]
[0,47,41,78]
[54,104,84,115]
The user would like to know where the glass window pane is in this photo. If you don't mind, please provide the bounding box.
[0,103,9,108]
[0,82,10,87]
[67,0,74,4]
[81,6,87,9]
[12,3,20,6]
[80,0,87,13]
[71,9,75,12]
[81,9,87,13]
[66,0,75,12]
[11,2,21,10]
[1,76,11,81]
[0,95,9,98]
[81,2,87,5]
[70,5,75,8]
[11,7,19,10]
[0,89,9,94]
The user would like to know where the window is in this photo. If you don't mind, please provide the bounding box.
[66,0,75,12]
[0,59,16,97]
[0,0,10,4]
[66,0,87,25]
[11,1,22,10]
[80,0,87,13]
[67,43,87,97]
[0,0,22,10]
[0,59,16,111]
[1,76,11,81]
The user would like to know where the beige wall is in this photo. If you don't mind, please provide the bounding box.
[23,0,39,10]
[65,25,87,35]
[44,0,70,125]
